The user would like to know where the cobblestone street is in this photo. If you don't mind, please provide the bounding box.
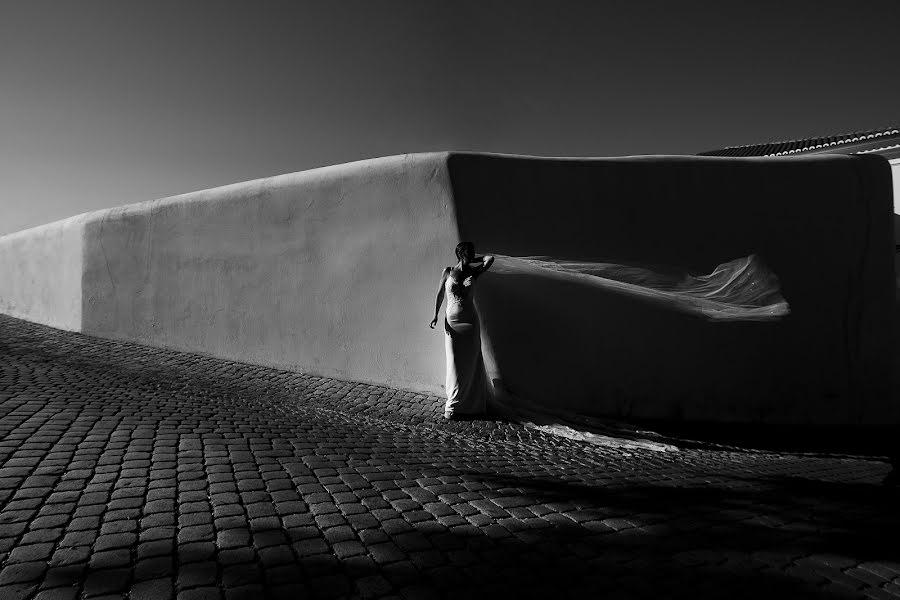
[0,314,897,599]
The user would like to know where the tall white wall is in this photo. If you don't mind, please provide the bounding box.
[0,153,459,394]
[80,153,458,393]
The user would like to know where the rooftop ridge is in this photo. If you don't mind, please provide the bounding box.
[700,125,900,157]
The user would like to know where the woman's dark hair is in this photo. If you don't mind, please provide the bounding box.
[455,241,474,261]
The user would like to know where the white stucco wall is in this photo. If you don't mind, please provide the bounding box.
[0,153,458,394]
[0,215,84,331]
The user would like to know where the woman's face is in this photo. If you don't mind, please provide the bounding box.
[462,245,475,264]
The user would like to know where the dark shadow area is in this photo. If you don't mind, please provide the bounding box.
[477,267,797,422]
[42,509,894,600]
[626,419,900,459]
[26,445,900,600]
[181,471,900,599]
[447,152,895,428]
[463,469,900,563]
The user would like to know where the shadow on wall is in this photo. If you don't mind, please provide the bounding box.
[477,257,793,422]
[447,153,895,425]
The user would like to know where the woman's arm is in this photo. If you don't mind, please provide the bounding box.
[430,268,451,328]
[473,254,494,275]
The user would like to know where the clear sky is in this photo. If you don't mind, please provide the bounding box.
[2,0,899,235]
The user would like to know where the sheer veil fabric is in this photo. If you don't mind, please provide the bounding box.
[488,254,789,322]
[449,253,790,444]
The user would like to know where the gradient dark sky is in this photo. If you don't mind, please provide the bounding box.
[2,0,899,235]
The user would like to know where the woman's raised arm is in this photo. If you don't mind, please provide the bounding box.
[474,255,494,275]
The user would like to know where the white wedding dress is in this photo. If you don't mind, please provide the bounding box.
[443,269,490,418]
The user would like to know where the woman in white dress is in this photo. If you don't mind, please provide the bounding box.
[429,242,494,419]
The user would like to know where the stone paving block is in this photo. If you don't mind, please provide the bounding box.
[90,548,133,570]
[847,567,891,587]
[223,585,266,600]
[252,529,287,549]
[381,519,415,536]
[258,544,296,566]
[100,520,138,535]
[177,542,216,564]
[7,542,56,564]
[178,524,215,544]
[39,562,87,590]
[249,516,281,532]
[0,583,40,600]
[861,587,900,600]
[94,532,138,551]
[179,513,212,528]
[380,560,424,588]
[361,497,390,510]
[346,513,380,531]
[859,561,900,581]
[212,505,243,519]
[176,587,222,600]
[177,560,218,588]
[212,515,246,530]
[34,587,79,600]
[881,582,900,595]
[369,542,407,565]
[293,538,330,557]
[29,514,70,529]
[359,529,390,546]
[140,513,175,528]
[304,554,342,578]
[82,568,130,597]
[221,563,262,588]
[404,511,436,524]
[216,528,251,549]
[135,556,175,582]
[314,513,346,529]
[338,502,367,517]
[353,574,393,598]
[0,561,48,584]
[105,508,141,522]
[37,502,77,517]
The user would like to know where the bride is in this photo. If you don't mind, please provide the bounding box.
[429,242,494,419]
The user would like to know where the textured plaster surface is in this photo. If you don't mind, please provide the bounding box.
[78,153,458,394]
[0,215,84,332]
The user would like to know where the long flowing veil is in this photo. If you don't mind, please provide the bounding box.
[489,253,790,322]
[483,253,790,449]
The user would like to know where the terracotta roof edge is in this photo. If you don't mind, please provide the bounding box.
[701,126,900,157]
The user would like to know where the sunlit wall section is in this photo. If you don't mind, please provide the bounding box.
[0,215,84,332]
[77,153,458,393]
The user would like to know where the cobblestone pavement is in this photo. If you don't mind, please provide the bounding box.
[0,314,898,600]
